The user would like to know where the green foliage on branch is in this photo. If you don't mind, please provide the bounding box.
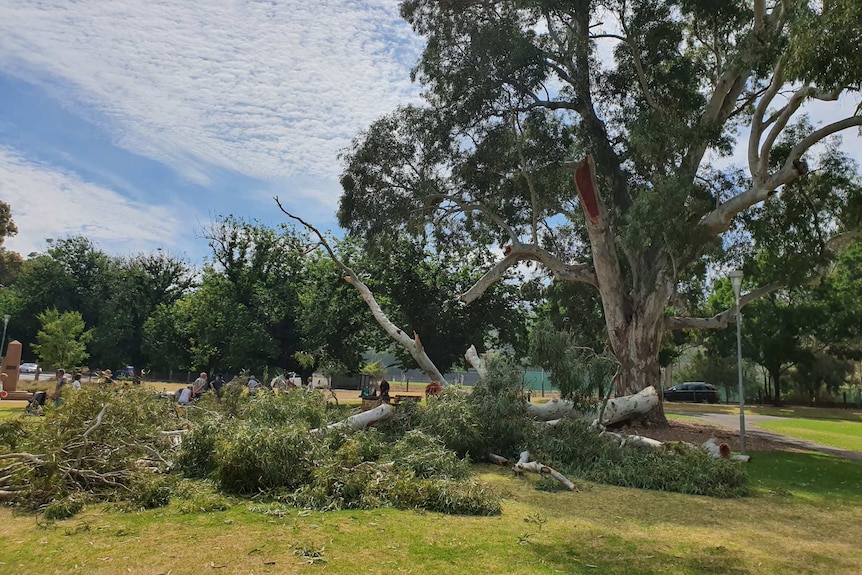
[0,387,177,512]
[532,419,748,498]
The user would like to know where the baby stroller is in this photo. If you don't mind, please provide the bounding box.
[26,391,47,416]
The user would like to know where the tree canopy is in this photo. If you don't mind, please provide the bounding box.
[337,0,862,399]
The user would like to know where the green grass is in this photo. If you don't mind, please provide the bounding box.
[1,455,861,575]
[0,401,28,421]
[753,418,862,452]
[664,402,862,423]
[747,450,862,503]
[666,413,698,421]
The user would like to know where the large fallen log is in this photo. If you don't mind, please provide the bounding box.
[312,403,396,433]
[525,398,580,421]
[597,386,660,426]
[598,433,751,462]
[526,385,660,426]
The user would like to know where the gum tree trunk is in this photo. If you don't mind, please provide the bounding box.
[607,292,667,398]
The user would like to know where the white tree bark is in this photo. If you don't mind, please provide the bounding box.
[312,403,395,433]
[276,200,448,385]
[702,438,751,462]
[510,451,577,491]
[600,431,664,449]
[526,386,659,426]
[464,345,487,379]
[526,398,579,421]
[598,386,660,426]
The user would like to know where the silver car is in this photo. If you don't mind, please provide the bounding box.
[20,362,39,374]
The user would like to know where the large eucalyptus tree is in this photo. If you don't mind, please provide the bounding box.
[338,0,862,398]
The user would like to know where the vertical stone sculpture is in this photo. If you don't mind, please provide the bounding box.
[0,340,22,392]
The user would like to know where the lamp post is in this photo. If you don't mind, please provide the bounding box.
[729,271,746,454]
[0,314,9,361]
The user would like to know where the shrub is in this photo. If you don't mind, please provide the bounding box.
[468,356,536,457]
[175,419,224,479]
[214,422,319,493]
[386,430,470,480]
[419,387,487,458]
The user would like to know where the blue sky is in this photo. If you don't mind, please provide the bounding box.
[1,1,860,264]
[0,0,422,261]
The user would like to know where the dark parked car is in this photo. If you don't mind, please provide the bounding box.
[663,382,720,403]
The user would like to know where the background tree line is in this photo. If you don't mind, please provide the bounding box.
[0,207,527,381]
[0,193,858,403]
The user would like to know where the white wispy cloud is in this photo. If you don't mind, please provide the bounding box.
[0,147,189,255]
[0,0,422,196]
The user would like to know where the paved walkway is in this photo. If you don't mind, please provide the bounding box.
[687,412,862,462]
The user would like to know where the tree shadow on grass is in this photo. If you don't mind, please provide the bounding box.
[747,450,862,503]
[526,537,752,575]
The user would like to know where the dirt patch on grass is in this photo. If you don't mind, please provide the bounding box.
[622,419,780,452]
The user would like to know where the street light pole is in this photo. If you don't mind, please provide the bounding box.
[729,271,746,454]
[0,314,9,361]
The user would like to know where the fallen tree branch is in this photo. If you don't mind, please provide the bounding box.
[311,403,396,433]
[597,386,660,426]
[526,386,659,426]
[512,451,577,491]
[600,431,664,449]
[487,453,511,466]
[76,404,109,467]
[464,345,487,379]
[702,438,751,462]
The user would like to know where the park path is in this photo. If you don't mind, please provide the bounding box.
[687,412,862,462]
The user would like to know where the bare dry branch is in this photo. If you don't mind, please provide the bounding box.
[275,197,449,385]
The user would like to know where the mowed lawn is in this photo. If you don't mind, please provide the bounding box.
[0,452,861,575]
[663,402,862,423]
[753,418,862,452]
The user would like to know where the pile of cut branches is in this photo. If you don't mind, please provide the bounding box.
[0,387,179,516]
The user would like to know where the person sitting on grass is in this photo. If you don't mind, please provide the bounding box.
[178,385,193,405]
[248,375,261,393]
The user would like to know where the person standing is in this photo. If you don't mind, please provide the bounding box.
[54,369,69,405]
[72,373,82,390]
[212,374,225,397]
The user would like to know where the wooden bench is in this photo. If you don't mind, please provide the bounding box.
[393,393,423,404]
